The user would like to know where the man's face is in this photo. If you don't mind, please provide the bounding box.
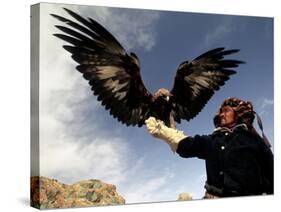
[219,105,237,128]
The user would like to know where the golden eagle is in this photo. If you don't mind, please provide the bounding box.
[51,8,244,128]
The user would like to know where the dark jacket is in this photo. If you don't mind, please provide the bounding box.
[176,125,274,197]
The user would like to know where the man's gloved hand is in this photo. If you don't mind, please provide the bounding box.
[145,117,188,153]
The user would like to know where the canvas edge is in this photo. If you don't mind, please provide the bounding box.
[30,3,41,210]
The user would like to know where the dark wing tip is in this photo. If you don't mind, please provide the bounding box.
[208,47,225,54]
[50,13,73,25]
[226,70,237,75]
[50,13,57,18]
[195,47,225,60]
[52,33,68,40]
[63,7,73,14]
[54,25,63,30]
[52,33,61,38]
[231,49,240,53]
[63,7,82,20]
[62,45,75,53]
[216,47,225,51]
[226,48,239,52]
[238,60,246,64]
[50,13,65,21]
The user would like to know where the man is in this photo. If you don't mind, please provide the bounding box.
[145,97,273,198]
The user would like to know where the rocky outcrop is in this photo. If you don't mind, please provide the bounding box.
[31,176,125,209]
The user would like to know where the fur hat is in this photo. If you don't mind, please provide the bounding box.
[213,97,271,147]
[213,97,255,128]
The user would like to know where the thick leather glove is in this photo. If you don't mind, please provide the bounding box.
[145,117,188,152]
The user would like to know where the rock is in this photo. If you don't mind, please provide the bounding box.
[177,192,192,201]
[30,176,125,209]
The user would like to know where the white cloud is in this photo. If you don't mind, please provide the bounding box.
[40,132,129,185]
[255,97,274,117]
[203,16,237,48]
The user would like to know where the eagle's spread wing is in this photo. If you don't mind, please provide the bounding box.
[170,48,244,123]
[51,8,153,127]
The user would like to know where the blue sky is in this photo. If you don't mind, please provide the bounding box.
[38,3,273,203]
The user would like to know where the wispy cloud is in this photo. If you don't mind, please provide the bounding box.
[97,8,160,51]
[119,163,177,203]
[255,97,274,117]
[253,97,274,150]
[46,3,160,52]
[121,175,171,203]
[202,16,237,48]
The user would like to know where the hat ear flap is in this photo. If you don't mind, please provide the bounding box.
[254,111,271,148]
[213,113,220,127]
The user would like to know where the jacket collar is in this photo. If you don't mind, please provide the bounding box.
[213,123,248,133]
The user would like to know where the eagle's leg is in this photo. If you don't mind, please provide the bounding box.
[169,113,176,129]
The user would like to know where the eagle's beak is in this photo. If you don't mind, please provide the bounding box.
[166,96,170,101]
[159,95,169,102]
[161,95,169,102]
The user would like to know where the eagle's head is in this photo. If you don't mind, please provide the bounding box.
[153,88,172,102]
